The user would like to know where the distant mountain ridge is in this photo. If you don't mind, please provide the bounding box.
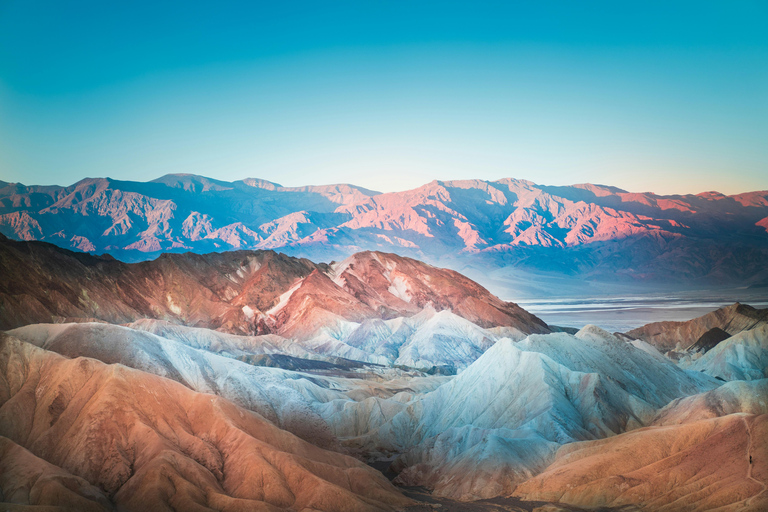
[2,174,768,294]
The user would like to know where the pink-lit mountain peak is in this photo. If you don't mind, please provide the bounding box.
[1,176,767,291]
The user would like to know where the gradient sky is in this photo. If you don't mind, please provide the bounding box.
[1,1,766,194]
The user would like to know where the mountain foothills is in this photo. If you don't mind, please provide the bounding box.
[0,235,546,349]
[1,226,767,510]
[2,175,768,295]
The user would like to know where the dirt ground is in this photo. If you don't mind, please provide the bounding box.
[368,461,641,512]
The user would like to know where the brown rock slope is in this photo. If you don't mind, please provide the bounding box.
[514,381,768,511]
[0,336,413,512]
[0,235,548,337]
[0,234,319,334]
[626,303,768,353]
[515,414,767,511]
[271,269,378,339]
[5,323,339,450]
[331,251,549,333]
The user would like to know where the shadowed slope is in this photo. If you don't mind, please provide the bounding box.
[0,436,112,511]
[684,324,768,381]
[326,327,717,500]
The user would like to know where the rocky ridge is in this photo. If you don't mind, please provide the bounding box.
[2,175,768,293]
[0,235,548,341]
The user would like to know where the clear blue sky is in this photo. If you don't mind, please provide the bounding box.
[1,1,766,194]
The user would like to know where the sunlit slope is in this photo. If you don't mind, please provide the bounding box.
[514,381,768,511]
[0,336,413,512]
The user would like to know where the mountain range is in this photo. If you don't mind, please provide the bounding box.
[0,235,546,335]
[2,174,768,296]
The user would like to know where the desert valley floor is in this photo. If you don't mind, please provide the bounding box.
[1,236,766,511]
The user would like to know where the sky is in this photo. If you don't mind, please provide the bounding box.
[0,1,766,194]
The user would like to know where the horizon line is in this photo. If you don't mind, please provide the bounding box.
[3,172,767,198]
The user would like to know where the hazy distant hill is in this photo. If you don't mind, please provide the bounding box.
[2,174,768,295]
